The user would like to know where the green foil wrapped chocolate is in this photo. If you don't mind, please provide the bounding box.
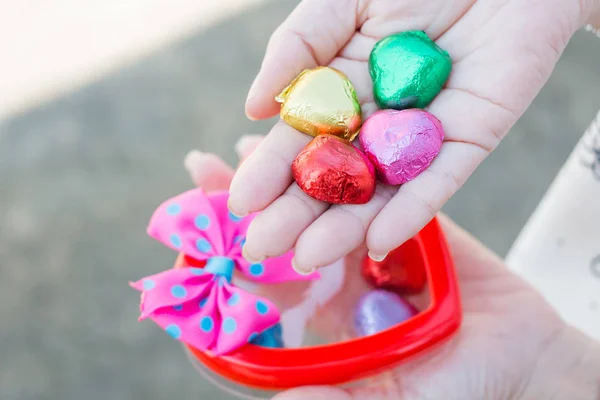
[369,31,452,110]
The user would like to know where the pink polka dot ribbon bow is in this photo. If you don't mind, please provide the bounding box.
[130,188,318,355]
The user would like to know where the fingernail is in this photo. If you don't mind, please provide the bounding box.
[291,258,316,276]
[245,88,259,121]
[184,150,203,166]
[183,150,205,173]
[245,109,259,121]
[227,199,248,218]
[184,150,211,187]
[367,250,388,262]
[242,244,264,264]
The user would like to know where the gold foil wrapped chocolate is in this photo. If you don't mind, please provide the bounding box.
[276,67,362,141]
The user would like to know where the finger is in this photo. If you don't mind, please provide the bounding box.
[256,246,370,342]
[292,185,395,272]
[272,386,351,400]
[228,121,311,217]
[246,0,360,120]
[230,58,371,216]
[242,183,327,263]
[366,141,486,259]
[436,213,506,279]
[184,150,234,192]
[235,134,264,164]
[232,58,373,257]
[295,77,503,271]
[363,45,522,257]
[438,213,552,318]
[361,0,568,259]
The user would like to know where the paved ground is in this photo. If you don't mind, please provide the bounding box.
[1,1,599,399]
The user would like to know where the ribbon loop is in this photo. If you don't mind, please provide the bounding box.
[132,189,319,355]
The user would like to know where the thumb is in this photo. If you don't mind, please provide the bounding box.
[436,213,508,280]
[246,0,359,120]
[184,150,234,191]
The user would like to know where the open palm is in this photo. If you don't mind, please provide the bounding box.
[275,217,577,400]
[188,137,597,400]
[227,0,595,272]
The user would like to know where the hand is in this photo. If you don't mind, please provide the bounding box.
[271,214,600,400]
[227,0,600,273]
[189,137,600,400]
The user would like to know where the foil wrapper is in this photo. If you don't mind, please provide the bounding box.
[369,30,452,110]
[292,135,376,204]
[276,67,362,141]
[362,244,427,294]
[354,289,418,337]
[359,109,444,185]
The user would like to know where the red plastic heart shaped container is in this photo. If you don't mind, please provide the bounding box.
[176,216,461,398]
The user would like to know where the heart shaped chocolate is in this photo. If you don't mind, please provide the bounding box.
[276,67,362,141]
[292,135,376,204]
[369,31,452,110]
[362,239,427,294]
[360,109,444,185]
[354,290,418,337]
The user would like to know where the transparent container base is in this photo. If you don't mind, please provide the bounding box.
[184,343,393,400]
[184,345,275,400]
[183,285,431,399]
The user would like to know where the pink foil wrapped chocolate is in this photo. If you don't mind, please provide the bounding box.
[359,109,444,185]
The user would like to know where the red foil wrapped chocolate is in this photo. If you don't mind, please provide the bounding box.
[292,135,376,204]
[362,240,427,294]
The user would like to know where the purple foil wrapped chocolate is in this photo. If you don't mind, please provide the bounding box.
[359,109,444,185]
[354,289,418,337]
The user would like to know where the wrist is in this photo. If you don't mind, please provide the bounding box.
[525,325,600,399]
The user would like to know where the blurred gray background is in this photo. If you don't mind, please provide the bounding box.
[1,0,599,399]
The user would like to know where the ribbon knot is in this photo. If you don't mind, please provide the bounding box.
[203,256,234,282]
